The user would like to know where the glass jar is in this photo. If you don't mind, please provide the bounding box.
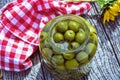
[39,14,98,80]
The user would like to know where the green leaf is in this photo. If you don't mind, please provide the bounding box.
[97,0,105,5]
[96,0,117,14]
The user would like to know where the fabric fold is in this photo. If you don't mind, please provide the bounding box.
[0,0,91,71]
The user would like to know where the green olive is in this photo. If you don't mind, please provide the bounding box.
[40,31,48,42]
[42,48,53,61]
[89,33,98,46]
[68,20,80,32]
[63,52,74,60]
[85,43,97,60]
[76,51,89,65]
[68,41,80,50]
[54,65,65,70]
[75,31,86,44]
[51,55,64,65]
[52,44,63,54]
[53,32,64,42]
[65,59,79,70]
[56,20,68,33]
[64,30,75,42]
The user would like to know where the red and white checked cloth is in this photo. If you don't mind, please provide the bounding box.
[0,0,91,71]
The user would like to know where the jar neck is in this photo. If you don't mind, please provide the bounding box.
[47,15,90,53]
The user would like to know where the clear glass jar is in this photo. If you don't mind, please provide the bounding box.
[39,14,98,80]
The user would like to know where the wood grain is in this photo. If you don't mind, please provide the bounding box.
[0,1,120,80]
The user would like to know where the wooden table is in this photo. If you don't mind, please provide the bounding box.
[1,0,120,80]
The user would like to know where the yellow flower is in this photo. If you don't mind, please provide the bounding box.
[109,4,120,12]
[103,0,120,24]
[117,0,120,12]
[103,10,109,24]
[117,0,120,5]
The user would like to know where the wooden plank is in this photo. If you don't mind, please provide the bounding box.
[0,1,120,80]
[94,2,120,65]
[82,3,120,80]
[0,0,13,8]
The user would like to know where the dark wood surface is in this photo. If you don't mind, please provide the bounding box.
[0,0,120,80]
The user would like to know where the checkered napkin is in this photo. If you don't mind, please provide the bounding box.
[0,0,91,71]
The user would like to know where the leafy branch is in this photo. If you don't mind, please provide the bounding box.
[96,0,120,24]
[96,0,117,14]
